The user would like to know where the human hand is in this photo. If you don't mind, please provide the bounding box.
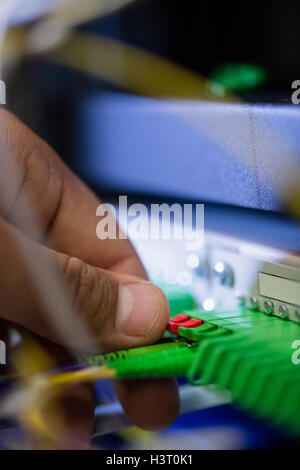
[0,110,179,447]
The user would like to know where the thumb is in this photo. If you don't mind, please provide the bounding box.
[57,255,170,352]
[0,218,169,352]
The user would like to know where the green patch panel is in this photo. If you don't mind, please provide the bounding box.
[79,290,300,436]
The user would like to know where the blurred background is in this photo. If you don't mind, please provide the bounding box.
[5,0,300,196]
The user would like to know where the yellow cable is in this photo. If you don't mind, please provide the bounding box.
[2,27,238,102]
[47,32,238,102]
[48,365,116,387]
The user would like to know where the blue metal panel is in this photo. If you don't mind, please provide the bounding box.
[73,93,300,211]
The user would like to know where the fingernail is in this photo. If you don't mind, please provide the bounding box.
[116,283,166,336]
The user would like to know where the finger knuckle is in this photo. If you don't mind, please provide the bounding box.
[62,257,117,335]
[63,256,90,304]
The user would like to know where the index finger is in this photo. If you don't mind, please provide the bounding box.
[0,110,146,277]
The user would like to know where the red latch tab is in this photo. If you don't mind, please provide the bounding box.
[167,315,203,335]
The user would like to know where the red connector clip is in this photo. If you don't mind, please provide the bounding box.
[167,314,203,335]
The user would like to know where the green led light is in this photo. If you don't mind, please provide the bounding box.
[211,63,267,92]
